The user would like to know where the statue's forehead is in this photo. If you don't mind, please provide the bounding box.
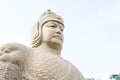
[39,10,64,28]
[42,20,64,28]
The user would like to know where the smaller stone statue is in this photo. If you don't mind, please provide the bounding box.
[0,10,84,80]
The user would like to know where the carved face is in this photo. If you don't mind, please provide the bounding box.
[41,21,64,47]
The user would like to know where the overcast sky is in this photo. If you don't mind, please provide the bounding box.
[0,0,120,80]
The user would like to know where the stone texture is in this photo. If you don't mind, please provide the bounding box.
[0,10,84,80]
[0,61,22,80]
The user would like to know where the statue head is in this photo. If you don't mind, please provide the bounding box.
[31,10,64,48]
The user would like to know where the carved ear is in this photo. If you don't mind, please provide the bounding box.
[31,22,41,48]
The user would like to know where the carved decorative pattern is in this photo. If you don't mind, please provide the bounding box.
[27,52,68,80]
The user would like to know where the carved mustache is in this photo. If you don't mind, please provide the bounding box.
[52,35,63,40]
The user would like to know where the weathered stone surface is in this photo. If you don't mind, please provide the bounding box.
[0,10,84,80]
[0,61,22,80]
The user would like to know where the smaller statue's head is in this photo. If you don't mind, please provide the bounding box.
[31,10,64,48]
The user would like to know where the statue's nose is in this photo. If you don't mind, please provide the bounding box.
[55,27,62,35]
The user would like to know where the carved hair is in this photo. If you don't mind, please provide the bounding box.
[31,10,64,48]
[31,22,42,47]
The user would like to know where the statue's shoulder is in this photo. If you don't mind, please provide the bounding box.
[0,43,28,80]
[0,42,30,53]
[0,42,30,66]
[0,42,28,49]
[62,60,85,80]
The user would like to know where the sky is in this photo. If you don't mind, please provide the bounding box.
[0,0,120,80]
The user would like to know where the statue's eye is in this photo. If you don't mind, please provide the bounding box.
[50,25,56,28]
[50,25,55,28]
[59,26,64,32]
[47,23,56,28]
[60,28,64,32]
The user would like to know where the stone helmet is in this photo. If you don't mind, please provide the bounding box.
[31,10,64,48]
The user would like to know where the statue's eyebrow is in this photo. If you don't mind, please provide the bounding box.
[52,22,64,28]
[51,23,57,26]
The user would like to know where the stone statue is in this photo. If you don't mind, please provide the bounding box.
[0,10,84,80]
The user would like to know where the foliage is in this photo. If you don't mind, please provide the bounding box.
[110,73,120,80]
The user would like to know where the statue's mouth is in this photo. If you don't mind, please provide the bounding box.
[53,35,62,40]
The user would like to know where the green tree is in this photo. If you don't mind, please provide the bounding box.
[110,73,120,80]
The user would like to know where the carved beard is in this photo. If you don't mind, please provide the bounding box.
[47,40,62,50]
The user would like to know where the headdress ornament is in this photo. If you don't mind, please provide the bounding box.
[39,9,64,26]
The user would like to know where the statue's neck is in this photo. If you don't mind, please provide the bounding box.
[34,43,61,56]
